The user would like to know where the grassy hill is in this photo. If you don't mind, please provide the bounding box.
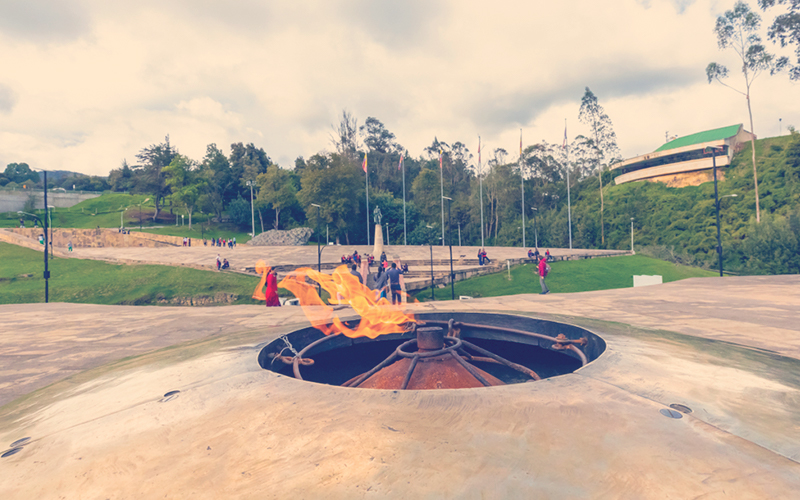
[538,132,800,274]
[414,254,717,301]
[0,242,268,306]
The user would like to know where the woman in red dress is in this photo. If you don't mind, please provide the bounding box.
[264,268,281,307]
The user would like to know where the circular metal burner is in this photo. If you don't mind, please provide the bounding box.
[259,312,605,390]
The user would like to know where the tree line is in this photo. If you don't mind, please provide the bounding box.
[92,88,621,248]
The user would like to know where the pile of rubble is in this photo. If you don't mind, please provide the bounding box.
[246,227,314,246]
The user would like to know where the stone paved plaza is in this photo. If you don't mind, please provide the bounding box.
[3,275,799,408]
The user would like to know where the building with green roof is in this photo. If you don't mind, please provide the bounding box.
[612,124,755,187]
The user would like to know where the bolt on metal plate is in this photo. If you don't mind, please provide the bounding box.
[1,447,23,458]
[10,437,31,447]
[159,390,181,403]
[660,408,683,419]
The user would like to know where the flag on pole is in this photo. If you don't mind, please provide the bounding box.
[439,150,443,169]
[563,125,568,149]
[362,153,368,173]
[520,130,523,157]
[398,152,404,171]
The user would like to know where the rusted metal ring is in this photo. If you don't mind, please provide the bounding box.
[396,337,463,358]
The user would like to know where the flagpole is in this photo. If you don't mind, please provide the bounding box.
[440,151,445,246]
[478,136,484,250]
[520,128,525,249]
[401,153,407,245]
[365,154,370,247]
[565,119,573,250]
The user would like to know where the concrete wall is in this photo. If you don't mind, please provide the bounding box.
[0,191,101,212]
[4,228,184,248]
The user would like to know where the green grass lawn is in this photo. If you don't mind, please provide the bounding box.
[413,254,718,301]
[0,242,268,306]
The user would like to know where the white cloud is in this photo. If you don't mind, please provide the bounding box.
[0,0,797,175]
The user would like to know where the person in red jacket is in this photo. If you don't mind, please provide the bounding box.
[264,268,281,307]
[538,256,551,295]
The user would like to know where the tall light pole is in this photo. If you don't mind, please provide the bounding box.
[531,207,538,248]
[478,136,485,250]
[121,207,130,229]
[246,180,255,238]
[705,145,731,277]
[443,196,454,300]
[630,217,635,254]
[311,203,322,296]
[18,209,48,302]
[138,198,150,231]
[426,224,436,301]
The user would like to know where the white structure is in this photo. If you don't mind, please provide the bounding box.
[613,124,755,187]
[633,275,663,287]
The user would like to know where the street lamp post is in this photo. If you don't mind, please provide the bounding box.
[531,207,538,249]
[311,204,322,296]
[246,180,255,238]
[443,196,455,300]
[138,198,150,232]
[630,217,635,254]
[426,224,436,301]
[705,146,735,277]
[18,210,48,302]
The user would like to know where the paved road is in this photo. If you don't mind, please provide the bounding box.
[2,274,798,408]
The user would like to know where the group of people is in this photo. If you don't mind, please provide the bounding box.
[206,237,235,248]
[477,248,491,265]
[344,251,407,305]
[182,237,192,247]
[118,227,130,234]
[527,248,553,262]
[341,250,362,265]
[215,254,230,271]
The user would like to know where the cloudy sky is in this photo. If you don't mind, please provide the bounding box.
[1,0,798,176]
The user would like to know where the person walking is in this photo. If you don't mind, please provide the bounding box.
[350,263,363,284]
[264,268,281,307]
[216,254,221,271]
[385,262,404,305]
[537,256,551,295]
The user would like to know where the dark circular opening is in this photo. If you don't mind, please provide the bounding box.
[669,403,693,414]
[259,312,605,390]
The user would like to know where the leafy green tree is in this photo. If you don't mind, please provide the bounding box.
[227,196,251,228]
[197,144,231,219]
[579,87,621,245]
[230,142,270,195]
[4,163,39,184]
[133,135,177,221]
[759,0,800,79]
[256,164,298,230]
[108,160,136,192]
[297,153,361,244]
[410,167,443,224]
[164,154,205,229]
[707,0,778,223]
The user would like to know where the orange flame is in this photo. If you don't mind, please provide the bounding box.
[279,265,416,339]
